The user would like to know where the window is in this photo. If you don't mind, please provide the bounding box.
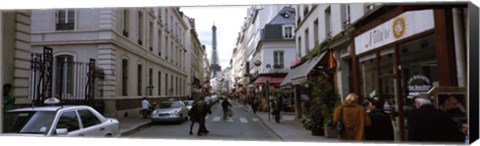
[137,64,143,96]
[170,16,173,32]
[158,30,162,56]
[123,9,129,37]
[56,9,75,30]
[170,42,174,62]
[344,4,351,27]
[56,111,79,132]
[158,71,162,96]
[283,25,294,39]
[55,55,74,97]
[122,59,128,96]
[274,51,285,68]
[176,77,178,95]
[138,11,143,45]
[165,37,169,60]
[158,8,162,19]
[171,75,174,95]
[165,74,168,95]
[305,29,310,51]
[165,9,168,27]
[149,68,153,96]
[149,22,153,51]
[298,37,302,57]
[314,19,319,44]
[78,110,101,128]
[325,6,332,37]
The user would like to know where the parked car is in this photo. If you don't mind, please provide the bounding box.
[151,101,189,124]
[3,105,120,137]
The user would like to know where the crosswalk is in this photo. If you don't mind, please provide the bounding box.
[205,116,260,123]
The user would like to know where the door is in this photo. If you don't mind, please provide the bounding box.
[77,109,105,136]
[54,111,82,136]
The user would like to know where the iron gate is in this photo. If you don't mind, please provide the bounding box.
[29,46,104,113]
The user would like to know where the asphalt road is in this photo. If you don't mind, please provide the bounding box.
[124,100,281,142]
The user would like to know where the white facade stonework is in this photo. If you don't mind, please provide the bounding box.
[1,11,32,105]
[30,7,199,118]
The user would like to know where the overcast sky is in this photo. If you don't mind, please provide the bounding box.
[180,6,250,70]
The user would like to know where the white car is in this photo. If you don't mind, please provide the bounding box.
[3,105,120,137]
[151,101,189,124]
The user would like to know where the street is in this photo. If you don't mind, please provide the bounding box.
[123,100,281,141]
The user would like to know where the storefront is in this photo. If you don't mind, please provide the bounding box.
[351,5,468,141]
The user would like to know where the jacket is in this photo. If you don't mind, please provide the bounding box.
[333,103,372,141]
[365,109,394,141]
[407,105,463,142]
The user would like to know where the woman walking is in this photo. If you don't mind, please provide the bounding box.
[333,93,372,141]
[365,99,394,141]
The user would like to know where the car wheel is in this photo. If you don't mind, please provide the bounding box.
[105,133,112,137]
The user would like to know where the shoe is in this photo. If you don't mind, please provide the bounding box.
[189,132,193,135]
[197,133,202,136]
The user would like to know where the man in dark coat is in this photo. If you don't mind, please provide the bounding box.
[194,96,210,136]
[189,100,199,135]
[407,94,463,142]
[365,99,394,141]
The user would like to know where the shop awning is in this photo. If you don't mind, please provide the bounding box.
[290,50,328,85]
[253,76,285,87]
[280,64,303,86]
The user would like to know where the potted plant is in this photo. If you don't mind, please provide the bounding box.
[310,74,341,138]
[300,80,324,136]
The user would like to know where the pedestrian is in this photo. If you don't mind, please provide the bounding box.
[3,83,15,113]
[333,93,372,141]
[221,97,232,120]
[365,99,394,141]
[195,96,210,136]
[461,121,469,144]
[251,98,260,114]
[406,94,462,142]
[189,99,200,135]
[271,96,281,123]
[141,97,151,119]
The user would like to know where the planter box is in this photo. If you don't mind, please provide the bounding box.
[324,125,339,138]
[311,127,324,136]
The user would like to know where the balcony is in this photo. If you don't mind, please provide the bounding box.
[56,23,74,30]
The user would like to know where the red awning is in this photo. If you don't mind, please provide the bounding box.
[253,76,285,87]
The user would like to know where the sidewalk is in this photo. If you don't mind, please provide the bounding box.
[118,115,151,136]
[235,102,340,143]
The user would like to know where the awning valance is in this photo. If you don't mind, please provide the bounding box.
[253,76,285,87]
[290,50,329,85]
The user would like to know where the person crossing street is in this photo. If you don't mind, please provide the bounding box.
[222,97,233,120]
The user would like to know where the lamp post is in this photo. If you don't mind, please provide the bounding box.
[266,80,270,122]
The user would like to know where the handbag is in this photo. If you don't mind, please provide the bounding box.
[336,105,345,134]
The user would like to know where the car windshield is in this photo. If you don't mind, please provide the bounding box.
[3,111,56,134]
[157,102,181,109]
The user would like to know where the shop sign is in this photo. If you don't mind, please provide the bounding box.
[407,74,432,99]
[354,9,434,55]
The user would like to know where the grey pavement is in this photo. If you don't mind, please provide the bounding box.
[118,115,151,136]
[233,101,341,143]
[118,100,339,143]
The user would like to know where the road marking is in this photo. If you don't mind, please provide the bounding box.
[252,118,259,122]
[240,117,248,123]
[212,116,221,122]
[227,117,234,122]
